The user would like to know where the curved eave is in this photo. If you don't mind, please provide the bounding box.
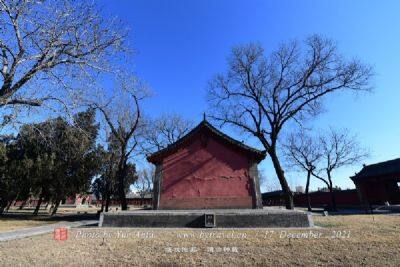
[146,120,266,164]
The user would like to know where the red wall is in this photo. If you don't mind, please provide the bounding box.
[96,198,152,206]
[262,190,362,208]
[293,190,361,208]
[160,136,254,209]
[358,179,400,205]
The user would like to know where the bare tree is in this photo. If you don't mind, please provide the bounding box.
[135,165,154,202]
[92,74,149,210]
[142,113,193,153]
[261,172,281,193]
[207,35,373,209]
[0,0,126,123]
[285,131,323,211]
[286,128,368,211]
[313,128,369,211]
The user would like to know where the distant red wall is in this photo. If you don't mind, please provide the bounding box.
[96,198,152,206]
[293,190,361,208]
[160,136,253,209]
[262,190,362,208]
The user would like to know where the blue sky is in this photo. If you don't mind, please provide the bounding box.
[98,0,400,191]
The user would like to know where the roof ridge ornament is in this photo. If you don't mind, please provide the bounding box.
[203,112,206,121]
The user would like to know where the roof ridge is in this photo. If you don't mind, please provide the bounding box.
[147,119,266,163]
[364,157,400,168]
[351,157,400,180]
[201,120,265,153]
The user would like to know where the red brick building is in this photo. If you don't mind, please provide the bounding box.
[351,158,400,208]
[147,119,265,210]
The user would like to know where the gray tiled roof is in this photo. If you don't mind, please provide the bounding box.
[147,119,266,164]
[351,158,400,180]
[126,192,153,199]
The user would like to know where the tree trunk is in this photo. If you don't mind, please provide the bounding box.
[19,200,27,210]
[51,200,60,216]
[327,171,337,211]
[305,171,312,212]
[118,180,127,210]
[116,161,128,211]
[100,200,104,212]
[328,186,338,211]
[0,197,8,214]
[33,194,43,216]
[5,199,14,212]
[104,177,111,212]
[269,147,294,209]
[105,191,110,212]
[0,204,6,215]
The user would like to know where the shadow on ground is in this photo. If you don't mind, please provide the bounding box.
[0,212,99,222]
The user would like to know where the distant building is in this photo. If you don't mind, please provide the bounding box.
[295,186,304,193]
[63,193,93,206]
[351,158,400,209]
[125,192,153,207]
[147,119,265,210]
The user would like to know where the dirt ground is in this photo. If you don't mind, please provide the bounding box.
[0,214,399,266]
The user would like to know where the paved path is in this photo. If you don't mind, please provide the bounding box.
[0,220,98,242]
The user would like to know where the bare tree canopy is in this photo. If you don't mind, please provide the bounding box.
[94,75,149,156]
[285,131,322,174]
[285,130,323,211]
[207,35,373,209]
[260,171,281,193]
[91,74,150,210]
[141,113,193,153]
[319,129,369,173]
[286,128,369,211]
[0,0,125,110]
[314,129,369,211]
[135,166,154,199]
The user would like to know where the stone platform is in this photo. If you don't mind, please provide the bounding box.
[99,208,314,228]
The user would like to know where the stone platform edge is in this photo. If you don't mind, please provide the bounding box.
[99,209,314,228]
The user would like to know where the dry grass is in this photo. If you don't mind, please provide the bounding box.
[0,214,399,266]
[0,207,100,233]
